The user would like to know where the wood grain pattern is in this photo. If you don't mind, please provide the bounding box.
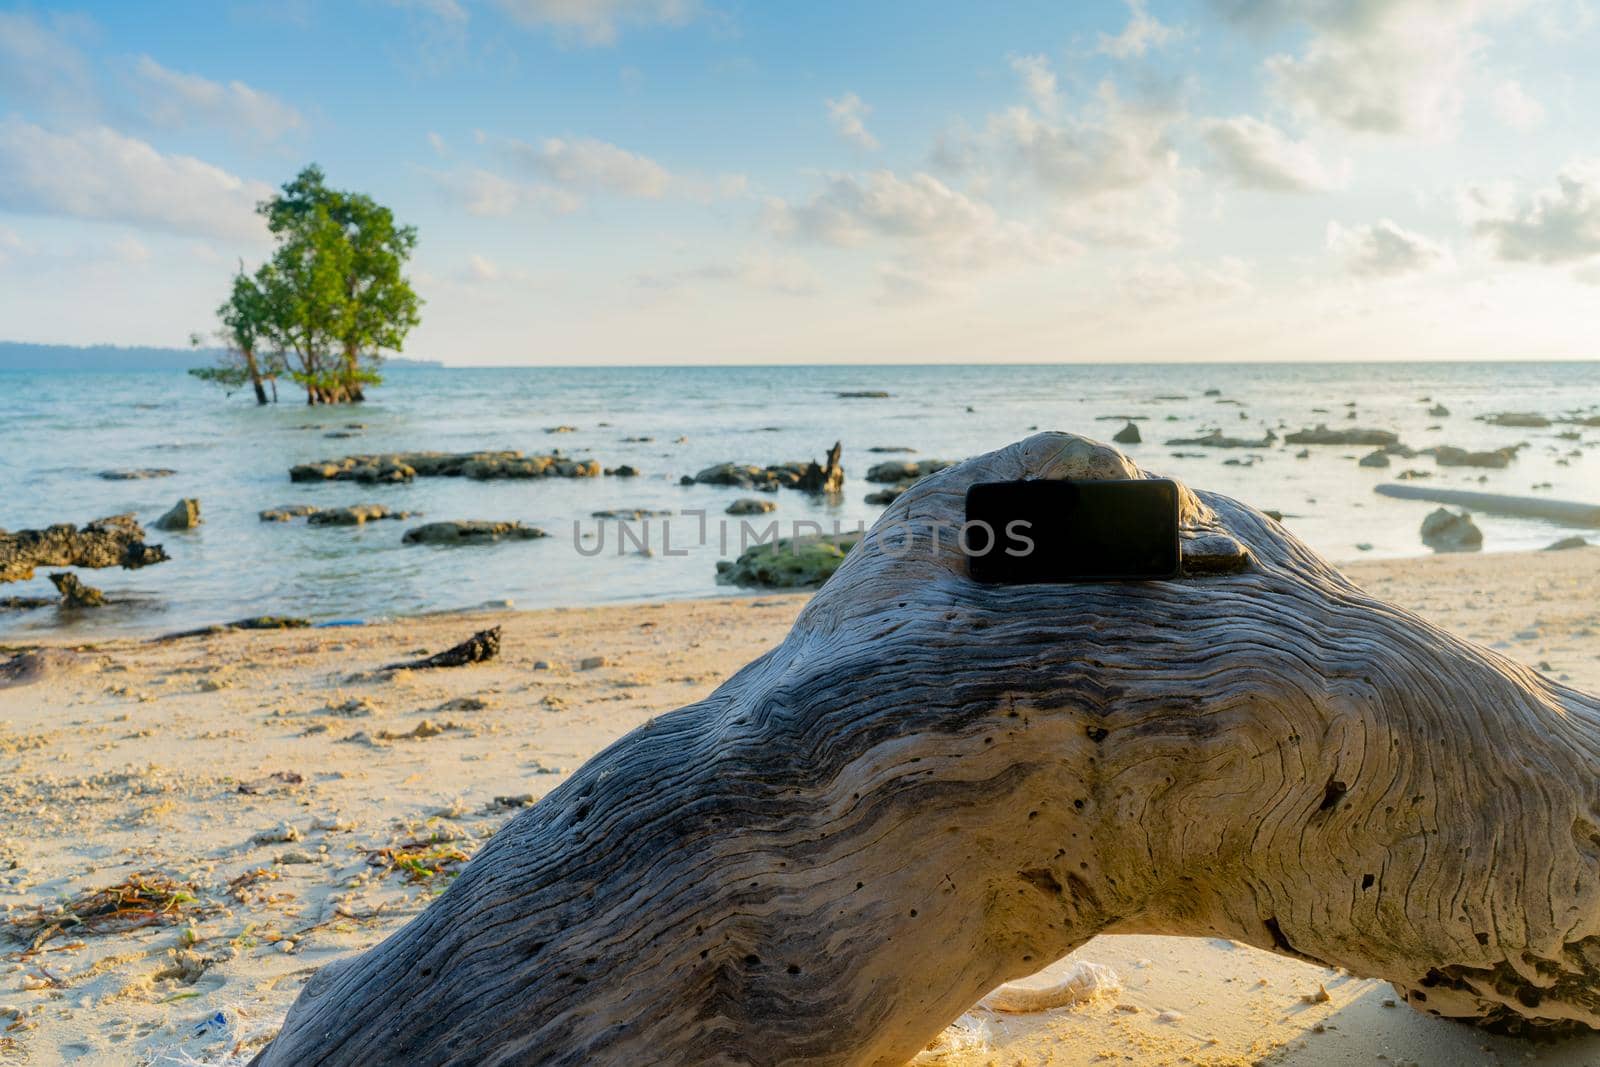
[254,432,1600,1065]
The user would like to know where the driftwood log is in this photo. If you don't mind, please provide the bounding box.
[257,432,1600,1065]
[0,514,168,584]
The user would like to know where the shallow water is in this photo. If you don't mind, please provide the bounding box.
[1,361,1596,637]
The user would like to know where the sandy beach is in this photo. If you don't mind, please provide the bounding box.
[1,546,1597,1066]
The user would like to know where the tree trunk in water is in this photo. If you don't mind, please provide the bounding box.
[254,432,1600,1066]
[342,342,365,403]
[243,346,268,406]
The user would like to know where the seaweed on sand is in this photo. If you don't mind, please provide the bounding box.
[366,839,472,883]
[9,871,205,951]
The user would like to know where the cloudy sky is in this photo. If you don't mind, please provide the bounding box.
[2,0,1598,364]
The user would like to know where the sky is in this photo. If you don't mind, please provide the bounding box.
[1,0,1599,365]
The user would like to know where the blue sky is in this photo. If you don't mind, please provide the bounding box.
[2,0,1599,364]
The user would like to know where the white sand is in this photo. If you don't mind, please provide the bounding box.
[0,548,1596,1065]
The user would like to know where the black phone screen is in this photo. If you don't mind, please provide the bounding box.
[964,478,1181,583]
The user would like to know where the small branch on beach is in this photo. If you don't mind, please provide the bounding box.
[0,515,169,584]
[253,432,1600,1066]
[380,627,500,671]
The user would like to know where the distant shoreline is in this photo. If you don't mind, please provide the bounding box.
[2,344,1597,373]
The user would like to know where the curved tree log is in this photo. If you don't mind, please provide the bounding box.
[257,432,1600,1065]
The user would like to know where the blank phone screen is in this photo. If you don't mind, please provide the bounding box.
[964,478,1181,583]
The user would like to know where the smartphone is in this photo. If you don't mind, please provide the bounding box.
[964,478,1181,583]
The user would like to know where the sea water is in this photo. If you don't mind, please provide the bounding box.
[0,361,1595,636]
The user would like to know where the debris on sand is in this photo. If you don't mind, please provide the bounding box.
[980,960,1121,1013]
[157,615,312,640]
[0,648,96,689]
[381,626,501,671]
[366,840,472,883]
[8,872,204,950]
[374,718,464,740]
[237,770,305,795]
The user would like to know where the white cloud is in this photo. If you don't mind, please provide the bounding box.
[1009,54,1058,115]
[432,168,583,216]
[1201,115,1347,191]
[110,234,152,264]
[1490,79,1546,130]
[1099,0,1179,58]
[465,253,501,282]
[876,263,947,305]
[0,10,95,114]
[1327,218,1450,277]
[1254,0,1518,139]
[0,225,23,268]
[427,130,448,155]
[768,169,1077,294]
[1121,257,1253,304]
[391,0,468,20]
[637,252,821,297]
[826,93,879,151]
[1463,160,1600,264]
[771,170,993,247]
[1054,184,1181,249]
[987,83,1179,198]
[493,0,700,45]
[495,134,672,198]
[132,56,304,141]
[0,118,270,240]
[929,78,1186,249]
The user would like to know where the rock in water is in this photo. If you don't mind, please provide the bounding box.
[155,498,201,531]
[865,486,907,506]
[1420,508,1483,553]
[1545,536,1590,551]
[97,468,176,480]
[49,571,105,607]
[795,441,844,493]
[0,514,168,584]
[1428,403,1451,417]
[401,521,548,544]
[1358,450,1390,468]
[1163,429,1276,449]
[864,459,955,483]
[307,505,414,526]
[260,504,319,522]
[1283,424,1400,447]
[726,499,777,516]
[1430,445,1520,469]
[1112,421,1141,445]
[289,451,604,483]
[715,533,862,589]
[1480,412,1550,428]
[382,627,501,670]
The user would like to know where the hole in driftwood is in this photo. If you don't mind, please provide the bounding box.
[1019,868,1064,896]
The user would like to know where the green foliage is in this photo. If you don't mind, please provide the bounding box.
[195,164,422,404]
